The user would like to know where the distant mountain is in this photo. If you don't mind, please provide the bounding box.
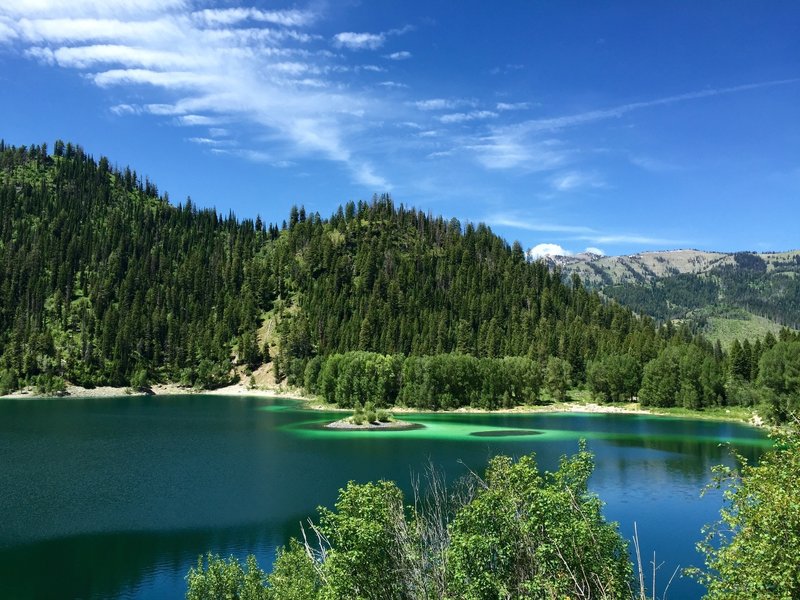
[540,249,800,342]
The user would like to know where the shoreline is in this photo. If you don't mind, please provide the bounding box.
[301,397,764,426]
[1,383,764,427]
[0,382,303,401]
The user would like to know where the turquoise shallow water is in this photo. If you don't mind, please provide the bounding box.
[0,396,769,599]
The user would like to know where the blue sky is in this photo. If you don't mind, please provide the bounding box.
[1,1,798,256]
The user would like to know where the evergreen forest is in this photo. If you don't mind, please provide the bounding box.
[1,141,798,422]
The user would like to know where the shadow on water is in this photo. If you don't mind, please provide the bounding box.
[0,518,310,600]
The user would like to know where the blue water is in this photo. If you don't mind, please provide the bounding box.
[0,395,768,599]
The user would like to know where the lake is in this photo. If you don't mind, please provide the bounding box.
[0,395,769,599]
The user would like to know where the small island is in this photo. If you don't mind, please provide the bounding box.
[324,417,422,431]
[323,401,423,431]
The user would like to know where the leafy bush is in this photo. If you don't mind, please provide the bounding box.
[185,553,268,600]
[364,400,377,423]
[187,444,634,599]
[692,426,800,597]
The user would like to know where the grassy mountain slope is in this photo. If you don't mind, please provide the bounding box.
[545,249,800,342]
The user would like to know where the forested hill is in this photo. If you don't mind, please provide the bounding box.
[270,198,663,384]
[0,140,664,393]
[0,141,273,391]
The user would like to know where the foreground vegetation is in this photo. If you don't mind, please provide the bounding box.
[188,443,633,600]
[186,428,800,599]
[691,424,800,598]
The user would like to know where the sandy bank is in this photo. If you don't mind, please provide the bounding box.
[0,382,304,400]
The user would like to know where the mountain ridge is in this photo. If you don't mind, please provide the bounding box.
[538,247,800,339]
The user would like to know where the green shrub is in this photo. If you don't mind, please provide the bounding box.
[364,400,377,423]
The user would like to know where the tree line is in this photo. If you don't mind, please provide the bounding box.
[299,332,799,423]
[304,351,543,410]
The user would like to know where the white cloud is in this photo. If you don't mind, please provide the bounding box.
[527,243,571,259]
[28,44,202,69]
[187,136,232,146]
[16,17,183,44]
[549,170,605,191]
[0,18,17,42]
[92,68,220,88]
[2,0,186,19]
[496,102,531,111]
[176,114,224,126]
[490,63,524,75]
[332,24,413,51]
[486,215,593,234]
[109,103,140,115]
[385,50,411,60]
[584,247,605,256]
[351,162,390,189]
[439,110,497,124]
[468,133,567,171]
[192,8,316,28]
[378,81,408,88]
[412,98,476,111]
[1,0,394,189]
[333,31,385,50]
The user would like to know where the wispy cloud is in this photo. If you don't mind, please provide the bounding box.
[439,110,497,124]
[549,170,605,192]
[333,31,385,50]
[486,214,594,234]
[2,0,394,188]
[385,50,411,60]
[192,8,316,28]
[412,98,475,111]
[378,80,408,88]
[571,233,686,246]
[490,63,524,75]
[460,79,800,174]
[332,24,413,51]
[486,214,686,248]
[515,79,800,134]
[468,134,567,171]
[496,102,532,111]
